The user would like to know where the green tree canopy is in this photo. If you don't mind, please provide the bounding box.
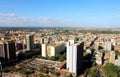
[103,63,120,77]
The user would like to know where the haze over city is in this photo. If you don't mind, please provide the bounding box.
[0,0,120,28]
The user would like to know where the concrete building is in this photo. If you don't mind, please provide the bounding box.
[26,34,34,51]
[16,41,23,50]
[104,51,115,64]
[47,37,52,44]
[67,41,84,76]
[115,56,120,66]
[41,44,47,57]
[41,43,65,57]
[95,52,103,65]
[0,41,7,62]
[109,51,115,64]
[69,40,74,45]
[105,40,112,51]
[41,37,44,44]
[47,43,65,57]
[94,42,99,51]
[86,49,92,54]
[0,40,16,64]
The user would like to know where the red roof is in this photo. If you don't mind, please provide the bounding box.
[57,60,66,69]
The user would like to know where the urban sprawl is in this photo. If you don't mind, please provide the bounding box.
[0,28,120,77]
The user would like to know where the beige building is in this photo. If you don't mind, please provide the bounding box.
[104,51,115,64]
[109,51,115,64]
[41,43,65,57]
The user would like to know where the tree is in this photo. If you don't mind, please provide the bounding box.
[54,72,60,76]
[18,69,30,75]
[48,56,56,61]
[84,62,99,77]
[84,69,90,77]
[3,67,10,72]
[58,52,66,62]
[67,73,73,77]
[39,64,47,73]
[103,63,120,77]
[55,54,61,60]
[89,67,98,77]
[3,66,16,73]
[39,73,44,77]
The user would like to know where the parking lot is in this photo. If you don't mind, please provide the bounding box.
[18,58,61,70]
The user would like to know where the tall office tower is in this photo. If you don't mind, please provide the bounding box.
[105,40,112,51]
[41,44,47,57]
[67,41,84,76]
[0,41,16,64]
[26,34,34,51]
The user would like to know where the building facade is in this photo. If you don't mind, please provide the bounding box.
[26,34,34,51]
[41,44,47,57]
[0,40,16,64]
[67,41,84,76]
[41,43,65,57]
[105,40,112,51]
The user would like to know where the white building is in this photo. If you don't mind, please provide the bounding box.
[41,37,44,44]
[86,49,92,54]
[115,56,120,66]
[67,41,84,76]
[41,44,47,57]
[105,40,112,51]
[95,52,103,65]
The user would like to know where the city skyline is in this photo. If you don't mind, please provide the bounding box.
[0,0,120,28]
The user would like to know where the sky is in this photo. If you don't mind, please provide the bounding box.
[0,0,120,28]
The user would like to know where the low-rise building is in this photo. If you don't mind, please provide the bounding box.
[104,51,115,64]
[41,43,65,57]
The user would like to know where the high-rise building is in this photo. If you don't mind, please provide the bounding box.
[0,40,16,64]
[67,41,84,76]
[41,44,47,57]
[105,40,112,51]
[16,41,23,50]
[26,34,34,51]
[41,37,44,44]
[0,41,6,61]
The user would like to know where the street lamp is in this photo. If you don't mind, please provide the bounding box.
[0,61,2,77]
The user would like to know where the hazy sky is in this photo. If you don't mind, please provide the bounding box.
[0,0,120,28]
